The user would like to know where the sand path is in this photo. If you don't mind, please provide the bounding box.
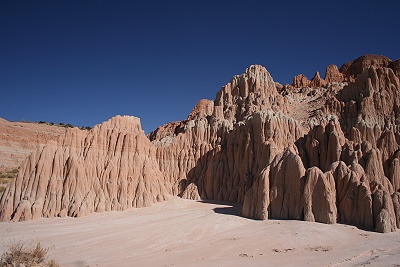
[1,197,399,267]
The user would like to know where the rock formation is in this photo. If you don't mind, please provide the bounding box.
[310,71,327,88]
[292,74,310,88]
[0,119,66,172]
[0,116,169,221]
[1,55,400,233]
[324,64,344,83]
[340,54,392,80]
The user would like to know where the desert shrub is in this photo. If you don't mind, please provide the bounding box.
[0,171,16,182]
[79,126,92,131]
[0,242,60,267]
[0,178,13,184]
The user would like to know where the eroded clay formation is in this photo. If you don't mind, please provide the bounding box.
[1,55,400,233]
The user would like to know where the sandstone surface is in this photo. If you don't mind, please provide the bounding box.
[0,119,66,172]
[324,64,344,83]
[292,74,310,88]
[1,55,400,233]
[340,54,392,80]
[310,71,327,88]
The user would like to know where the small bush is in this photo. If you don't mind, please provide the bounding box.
[0,242,60,267]
[0,178,13,184]
[0,171,17,182]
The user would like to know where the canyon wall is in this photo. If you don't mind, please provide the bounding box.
[1,55,400,233]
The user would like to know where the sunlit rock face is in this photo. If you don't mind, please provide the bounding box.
[2,55,400,233]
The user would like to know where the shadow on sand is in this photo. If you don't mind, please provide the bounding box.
[197,200,243,217]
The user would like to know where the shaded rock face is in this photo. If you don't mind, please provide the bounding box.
[340,54,392,80]
[1,57,400,233]
[330,162,373,229]
[331,66,400,133]
[147,121,185,144]
[389,59,400,78]
[303,167,337,224]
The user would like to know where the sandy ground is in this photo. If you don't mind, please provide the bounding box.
[0,197,399,267]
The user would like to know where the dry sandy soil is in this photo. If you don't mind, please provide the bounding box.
[0,197,399,267]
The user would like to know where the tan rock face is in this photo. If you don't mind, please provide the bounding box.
[392,192,400,228]
[292,64,344,89]
[292,74,310,88]
[310,71,327,88]
[187,99,214,121]
[147,121,185,143]
[0,120,66,172]
[0,116,169,221]
[303,167,337,224]
[324,64,344,83]
[373,189,397,233]
[1,57,400,233]
[268,147,305,220]
[329,161,374,229]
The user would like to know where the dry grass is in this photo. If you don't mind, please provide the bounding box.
[0,178,13,184]
[0,169,18,185]
[0,242,60,267]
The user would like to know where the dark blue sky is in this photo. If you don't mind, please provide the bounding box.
[1,1,399,133]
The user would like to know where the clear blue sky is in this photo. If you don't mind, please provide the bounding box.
[1,1,399,133]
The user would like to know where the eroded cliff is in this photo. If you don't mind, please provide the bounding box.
[1,55,400,233]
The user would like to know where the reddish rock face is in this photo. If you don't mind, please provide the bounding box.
[389,59,400,78]
[310,71,327,88]
[340,54,392,80]
[0,120,66,172]
[187,99,214,121]
[292,74,311,88]
[147,121,185,143]
[324,64,344,83]
[1,56,400,233]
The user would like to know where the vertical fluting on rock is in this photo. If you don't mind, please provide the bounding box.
[1,57,400,233]
[0,116,170,221]
[303,167,337,224]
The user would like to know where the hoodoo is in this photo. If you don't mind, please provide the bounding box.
[1,55,400,233]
